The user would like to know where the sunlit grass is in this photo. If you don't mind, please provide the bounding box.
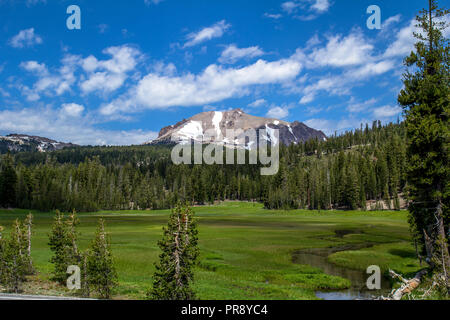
[0,202,421,299]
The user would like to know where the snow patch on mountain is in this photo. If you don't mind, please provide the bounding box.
[0,134,77,153]
[149,108,327,148]
[212,111,223,138]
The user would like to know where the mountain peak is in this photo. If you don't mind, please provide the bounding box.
[0,134,77,153]
[149,109,326,147]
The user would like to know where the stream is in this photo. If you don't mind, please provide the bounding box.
[292,233,392,300]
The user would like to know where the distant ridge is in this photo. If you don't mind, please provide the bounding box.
[148,108,327,147]
[0,134,78,154]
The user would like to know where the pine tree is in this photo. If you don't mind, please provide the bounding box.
[48,210,73,283]
[344,165,359,210]
[149,204,199,300]
[21,213,34,275]
[67,210,80,261]
[86,218,118,299]
[0,154,17,208]
[0,220,28,293]
[398,0,449,274]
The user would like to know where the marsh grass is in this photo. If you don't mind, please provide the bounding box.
[0,202,422,299]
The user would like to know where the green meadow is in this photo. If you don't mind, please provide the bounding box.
[0,202,422,299]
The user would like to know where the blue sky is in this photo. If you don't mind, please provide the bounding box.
[0,0,445,145]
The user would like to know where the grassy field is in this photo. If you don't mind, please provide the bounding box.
[0,202,422,299]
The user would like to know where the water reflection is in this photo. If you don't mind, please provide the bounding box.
[292,244,392,300]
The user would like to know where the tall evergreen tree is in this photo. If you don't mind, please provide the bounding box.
[0,220,28,293]
[149,204,199,300]
[21,213,35,275]
[48,210,73,283]
[0,154,17,208]
[86,218,118,299]
[398,0,449,274]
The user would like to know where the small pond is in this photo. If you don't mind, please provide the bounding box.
[292,238,392,300]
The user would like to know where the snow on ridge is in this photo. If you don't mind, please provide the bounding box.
[212,111,223,139]
[288,125,298,141]
[265,124,279,145]
[176,120,204,141]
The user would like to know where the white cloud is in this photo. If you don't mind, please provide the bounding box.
[9,28,43,48]
[382,14,402,29]
[20,61,48,74]
[347,60,394,79]
[290,27,400,105]
[25,0,46,7]
[218,44,264,64]
[282,0,331,17]
[16,45,142,102]
[81,72,127,94]
[298,67,378,104]
[304,118,334,134]
[81,45,141,74]
[298,76,347,104]
[266,106,289,119]
[144,0,164,5]
[0,106,157,146]
[382,16,450,58]
[248,99,267,108]
[311,0,330,12]
[282,1,300,14]
[18,54,78,100]
[299,92,315,104]
[305,32,374,68]
[346,97,377,113]
[384,19,417,58]
[101,58,302,115]
[264,13,282,19]
[373,105,402,119]
[80,46,141,94]
[184,20,230,48]
[61,103,84,117]
[297,59,395,104]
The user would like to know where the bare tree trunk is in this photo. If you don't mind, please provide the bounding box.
[82,254,90,298]
[389,269,428,300]
[436,202,449,263]
[424,229,435,268]
[173,214,182,291]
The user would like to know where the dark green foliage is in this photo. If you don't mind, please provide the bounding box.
[264,123,407,210]
[398,0,449,262]
[0,154,17,208]
[149,204,199,300]
[86,219,118,299]
[48,210,80,284]
[6,122,409,213]
[0,217,34,293]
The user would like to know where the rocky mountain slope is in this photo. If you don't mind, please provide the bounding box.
[0,134,77,154]
[149,108,326,147]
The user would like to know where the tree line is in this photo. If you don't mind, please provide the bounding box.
[0,121,407,212]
